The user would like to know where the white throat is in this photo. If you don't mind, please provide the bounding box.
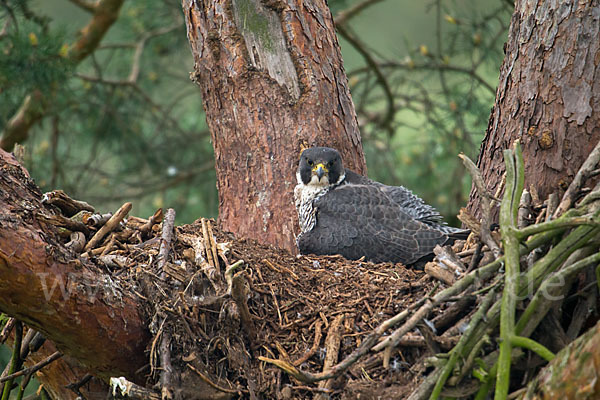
[294,170,345,233]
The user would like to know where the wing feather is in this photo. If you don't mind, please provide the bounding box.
[343,170,444,224]
[297,184,449,264]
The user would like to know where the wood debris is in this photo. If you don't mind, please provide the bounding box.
[10,140,600,399]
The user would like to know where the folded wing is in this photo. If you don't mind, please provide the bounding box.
[297,183,451,264]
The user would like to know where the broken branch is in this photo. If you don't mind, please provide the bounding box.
[84,202,132,252]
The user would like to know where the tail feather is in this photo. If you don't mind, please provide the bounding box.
[445,227,470,240]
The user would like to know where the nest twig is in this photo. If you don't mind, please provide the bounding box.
[16,139,600,399]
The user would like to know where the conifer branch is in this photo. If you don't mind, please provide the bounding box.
[0,0,125,151]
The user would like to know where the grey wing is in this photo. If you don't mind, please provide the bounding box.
[343,169,443,225]
[297,184,449,264]
[378,185,469,237]
[378,185,443,223]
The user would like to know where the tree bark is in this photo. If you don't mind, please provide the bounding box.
[0,150,149,390]
[467,0,600,219]
[182,0,366,253]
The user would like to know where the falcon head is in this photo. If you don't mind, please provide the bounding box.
[297,147,345,187]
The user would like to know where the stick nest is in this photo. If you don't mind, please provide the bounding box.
[115,217,450,399]
[38,139,600,400]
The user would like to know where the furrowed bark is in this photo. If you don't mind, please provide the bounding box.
[468,0,600,220]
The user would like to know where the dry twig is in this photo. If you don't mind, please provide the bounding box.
[186,364,239,394]
[231,271,257,347]
[0,351,62,384]
[554,139,600,218]
[459,153,502,258]
[316,314,345,399]
[84,202,132,252]
[158,208,176,277]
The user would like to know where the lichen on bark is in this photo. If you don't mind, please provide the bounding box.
[232,0,300,100]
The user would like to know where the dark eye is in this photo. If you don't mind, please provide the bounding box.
[307,159,313,166]
[328,161,334,168]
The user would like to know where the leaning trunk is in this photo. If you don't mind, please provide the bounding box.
[467,0,600,218]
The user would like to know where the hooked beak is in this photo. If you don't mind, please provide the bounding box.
[314,163,327,180]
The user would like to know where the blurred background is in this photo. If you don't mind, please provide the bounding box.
[0,0,511,226]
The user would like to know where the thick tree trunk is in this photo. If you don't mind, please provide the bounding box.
[182,0,366,252]
[467,0,600,218]
[0,150,149,395]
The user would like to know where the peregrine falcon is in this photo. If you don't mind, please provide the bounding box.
[294,147,468,265]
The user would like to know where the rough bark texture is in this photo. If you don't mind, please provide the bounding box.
[0,150,149,387]
[468,0,600,219]
[182,0,366,252]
